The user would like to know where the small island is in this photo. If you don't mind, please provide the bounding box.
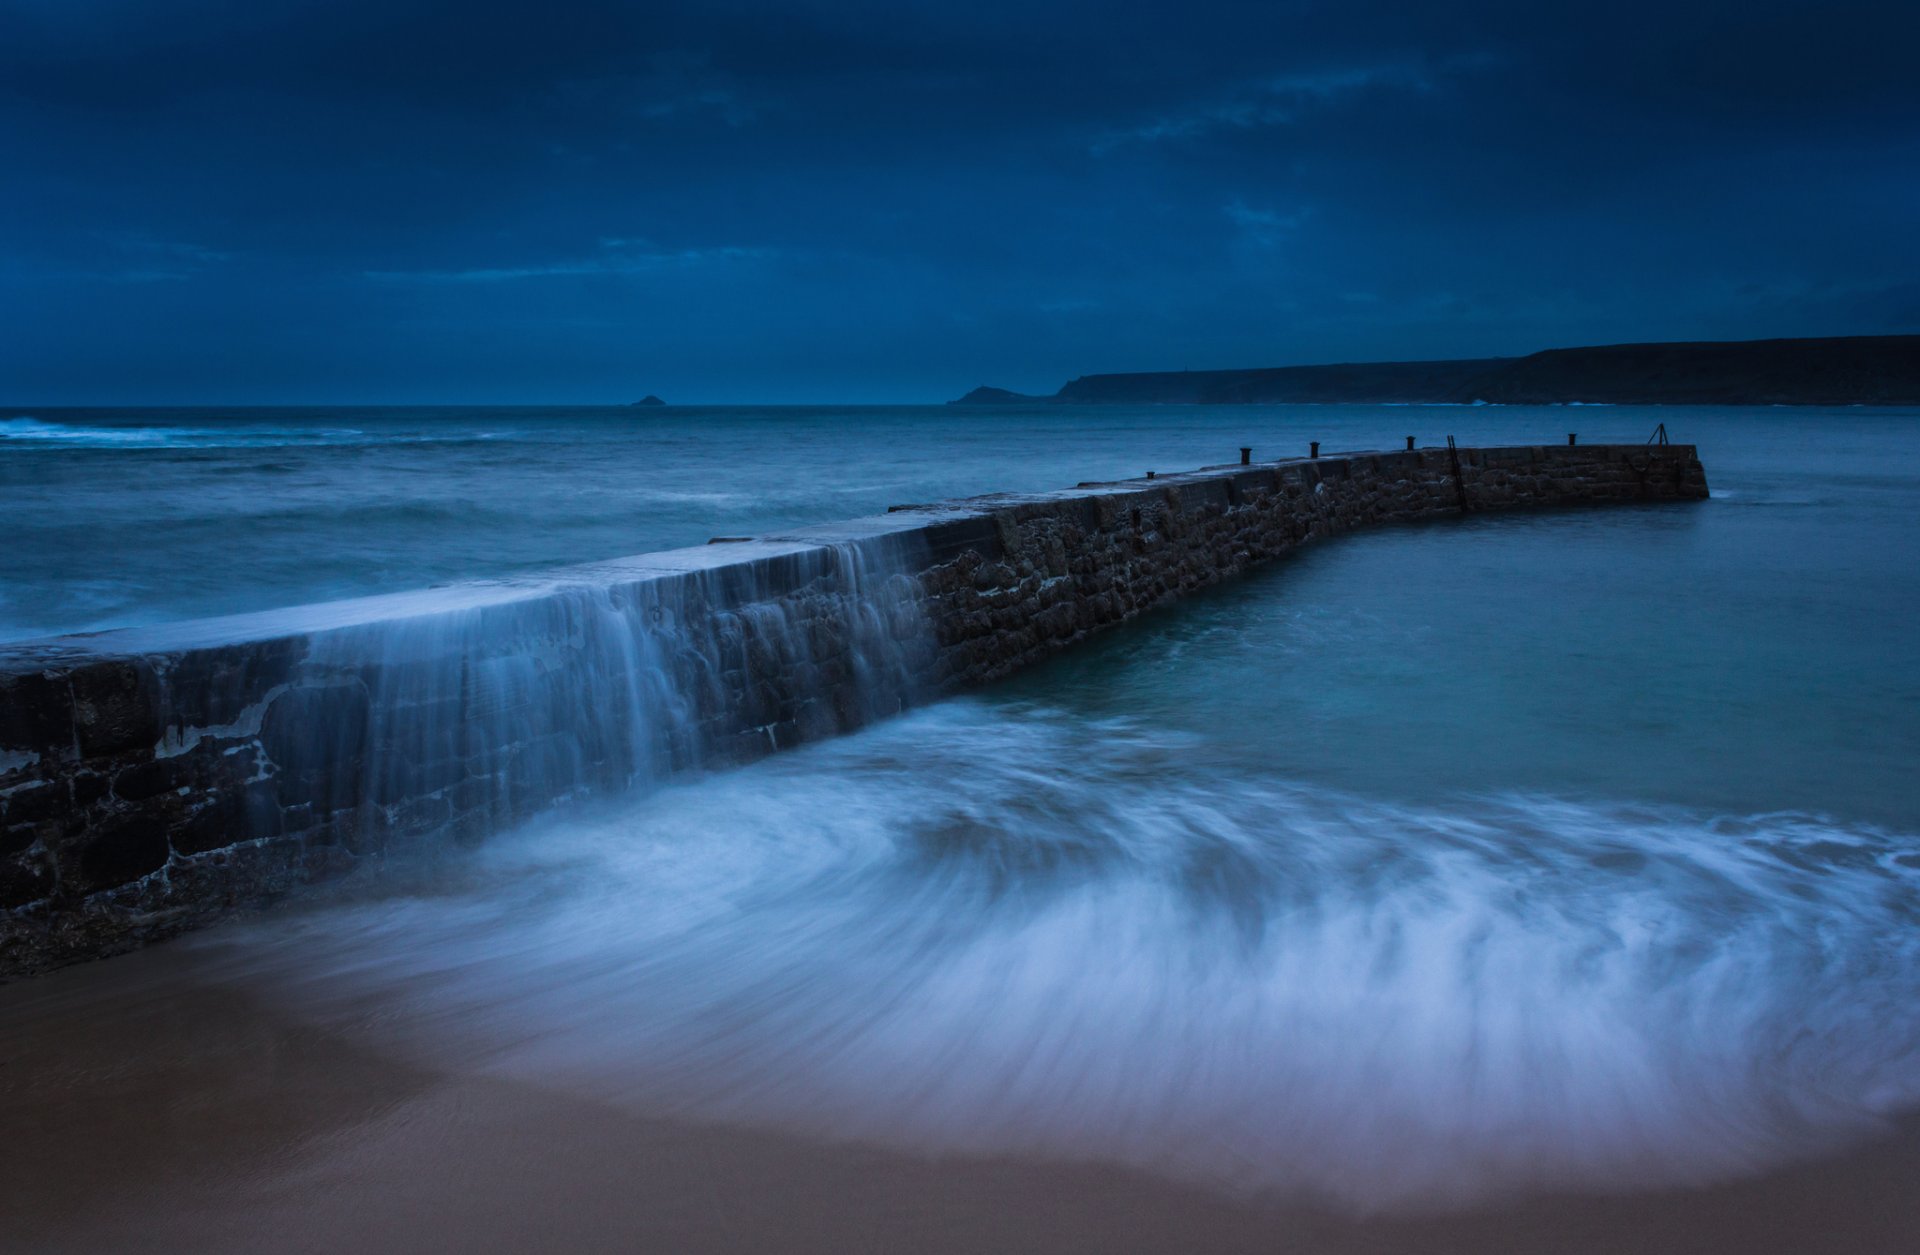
[946,385,1041,406]
[630,395,667,407]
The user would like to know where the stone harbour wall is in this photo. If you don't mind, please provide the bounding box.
[0,442,1708,977]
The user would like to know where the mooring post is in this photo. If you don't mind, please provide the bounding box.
[1406,436,1416,450]
[1310,441,1320,459]
[1240,447,1252,465]
[1446,434,1472,512]
[1569,432,1578,446]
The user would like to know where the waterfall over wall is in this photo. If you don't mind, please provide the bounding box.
[292,538,936,851]
[0,442,1708,976]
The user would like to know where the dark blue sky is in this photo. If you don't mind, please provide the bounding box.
[4,0,1917,403]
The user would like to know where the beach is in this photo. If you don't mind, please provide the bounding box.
[5,403,1920,1249]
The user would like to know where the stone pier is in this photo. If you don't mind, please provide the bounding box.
[0,442,1708,977]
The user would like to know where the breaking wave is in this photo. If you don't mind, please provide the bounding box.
[0,416,501,449]
[194,699,1920,1211]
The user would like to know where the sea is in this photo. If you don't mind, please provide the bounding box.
[4,403,1920,1245]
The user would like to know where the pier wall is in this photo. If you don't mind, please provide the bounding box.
[0,442,1707,975]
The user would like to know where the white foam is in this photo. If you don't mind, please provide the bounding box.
[0,416,496,450]
[189,701,1920,1211]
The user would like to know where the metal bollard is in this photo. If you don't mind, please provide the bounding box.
[1240,447,1252,465]
[1310,441,1320,459]
[1568,433,1577,446]
[1406,436,1416,450]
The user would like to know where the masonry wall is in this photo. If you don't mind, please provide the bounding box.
[0,443,1708,977]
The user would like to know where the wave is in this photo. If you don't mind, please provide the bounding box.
[0,416,506,450]
[184,699,1920,1212]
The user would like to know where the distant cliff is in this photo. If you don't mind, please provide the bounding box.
[1464,336,1920,406]
[1052,358,1512,405]
[953,335,1920,406]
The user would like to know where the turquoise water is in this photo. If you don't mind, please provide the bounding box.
[5,403,1898,643]
[5,403,1920,1209]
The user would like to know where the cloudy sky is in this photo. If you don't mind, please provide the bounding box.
[3,0,1917,402]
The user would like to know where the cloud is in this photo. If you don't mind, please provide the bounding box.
[637,88,754,124]
[551,52,763,129]
[77,234,236,283]
[1224,201,1309,248]
[1095,55,1496,153]
[364,239,777,283]
[6,2,1918,401]
[120,237,234,266]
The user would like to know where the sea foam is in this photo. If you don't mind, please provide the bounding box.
[186,700,1920,1211]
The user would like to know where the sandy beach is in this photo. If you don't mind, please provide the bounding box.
[5,935,1917,1255]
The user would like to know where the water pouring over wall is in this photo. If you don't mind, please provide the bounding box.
[295,539,937,852]
[0,442,1708,975]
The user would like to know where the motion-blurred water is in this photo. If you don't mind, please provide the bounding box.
[5,403,1920,1209]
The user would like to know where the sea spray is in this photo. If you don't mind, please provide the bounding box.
[184,701,1920,1210]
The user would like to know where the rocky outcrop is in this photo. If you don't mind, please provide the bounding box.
[0,442,1709,977]
[948,386,1042,405]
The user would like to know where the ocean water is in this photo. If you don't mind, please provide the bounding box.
[1,401,1884,643]
[5,403,1920,1216]
[1,403,1434,643]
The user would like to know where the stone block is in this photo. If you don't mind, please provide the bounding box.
[68,812,172,894]
[112,755,192,802]
[0,669,74,758]
[158,638,302,728]
[0,779,65,828]
[1,823,35,859]
[173,781,283,856]
[70,660,163,758]
[0,850,53,909]
[260,683,371,773]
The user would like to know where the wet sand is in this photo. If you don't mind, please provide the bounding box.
[6,942,1917,1255]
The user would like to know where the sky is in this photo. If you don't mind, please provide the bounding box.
[3,0,1917,404]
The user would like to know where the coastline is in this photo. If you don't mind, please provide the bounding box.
[954,334,1920,408]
